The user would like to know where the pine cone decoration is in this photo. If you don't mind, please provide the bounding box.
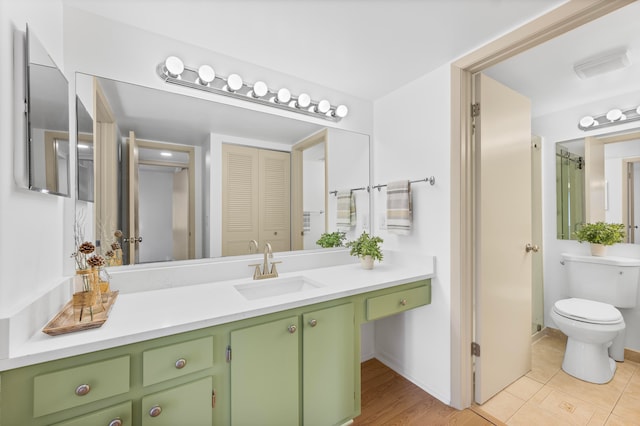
[105,250,115,259]
[79,241,95,254]
[87,255,105,267]
[111,242,121,250]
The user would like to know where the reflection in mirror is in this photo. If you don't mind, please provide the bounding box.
[556,130,640,243]
[75,73,370,266]
[603,132,640,243]
[76,96,94,202]
[556,141,585,240]
[26,25,70,196]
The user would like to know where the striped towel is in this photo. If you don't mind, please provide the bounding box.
[336,190,356,229]
[303,211,311,233]
[387,180,412,235]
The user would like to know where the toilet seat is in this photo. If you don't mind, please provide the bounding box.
[553,298,623,325]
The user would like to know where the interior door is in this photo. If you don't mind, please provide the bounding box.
[474,73,532,404]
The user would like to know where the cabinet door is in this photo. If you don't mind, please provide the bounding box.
[230,316,299,426]
[141,377,212,426]
[303,303,356,426]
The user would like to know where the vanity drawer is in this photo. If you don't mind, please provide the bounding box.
[33,356,130,417]
[366,285,431,321]
[52,401,132,426]
[142,336,213,386]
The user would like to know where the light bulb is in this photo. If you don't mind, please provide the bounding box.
[295,93,311,109]
[334,105,349,118]
[276,88,291,104]
[249,81,268,98]
[316,99,331,114]
[226,74,243,92]
[579,116,595,128]
[606,108,623,122]
[197,65,215,85]
[164,56,184,78]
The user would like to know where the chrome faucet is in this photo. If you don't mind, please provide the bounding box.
[249,242,281,280]
[249,239,258,253]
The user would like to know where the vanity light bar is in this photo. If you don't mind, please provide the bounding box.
[578,105,640,131]
[156,56,348,122]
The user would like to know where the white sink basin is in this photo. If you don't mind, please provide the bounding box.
[234,276,324,300]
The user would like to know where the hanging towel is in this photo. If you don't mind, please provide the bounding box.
[387,180,412,235]
[336,190,356,229]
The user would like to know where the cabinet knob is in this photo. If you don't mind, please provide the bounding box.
[308,319,318,327]
[175,358,187,369]
[149,405,162,418]
[400,299,407,306]
[287,324,297,334]
[75,384,91,396]
[108,418,123,426]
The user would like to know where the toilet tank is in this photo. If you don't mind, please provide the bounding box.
[562,253,640,308]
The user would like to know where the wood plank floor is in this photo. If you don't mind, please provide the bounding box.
[354,358,498,425]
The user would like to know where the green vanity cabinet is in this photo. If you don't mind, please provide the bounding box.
[230,316,301,425]
[230,303,356,426]
[0,278,431,426]
[302,303,355,426]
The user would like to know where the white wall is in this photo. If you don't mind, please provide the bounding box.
[0,0,69,344]
[371,64,452,403]
[535,89,640,351]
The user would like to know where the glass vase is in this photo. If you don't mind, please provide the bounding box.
[72,269,102,322]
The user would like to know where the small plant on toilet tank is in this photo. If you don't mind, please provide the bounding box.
[574,222,625,256]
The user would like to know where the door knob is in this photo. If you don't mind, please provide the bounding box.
[525,243,539,253]
[124,236,143,243]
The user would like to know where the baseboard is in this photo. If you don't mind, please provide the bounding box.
[625,348,640,363]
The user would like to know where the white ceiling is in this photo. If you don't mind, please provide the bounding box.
[64,0,567,102]
[485,0,640,118]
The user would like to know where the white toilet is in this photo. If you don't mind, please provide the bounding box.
[551,253,640,384]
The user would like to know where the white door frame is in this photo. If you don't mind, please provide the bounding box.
[449,0,633,409]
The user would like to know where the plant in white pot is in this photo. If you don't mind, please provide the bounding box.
[574,221,625,256]
[345,231,383,269]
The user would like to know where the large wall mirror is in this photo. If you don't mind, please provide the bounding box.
[25,25,70,196]
[556,130,640,243]
[75,73,370,266]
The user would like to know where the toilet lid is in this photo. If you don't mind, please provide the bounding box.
[554,298,623,324]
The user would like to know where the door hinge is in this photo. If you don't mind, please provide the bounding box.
[212,389,216,408]
[471,103,480,118]
[471,342,480,357]
[226,345,232,362]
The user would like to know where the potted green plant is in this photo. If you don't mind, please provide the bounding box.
[574,221,625,256]
[345,231,383,269]
[316,231,347,248]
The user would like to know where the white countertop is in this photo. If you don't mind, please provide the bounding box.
[0,253,434,371]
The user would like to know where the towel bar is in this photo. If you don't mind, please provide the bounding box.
[371,176,435,191]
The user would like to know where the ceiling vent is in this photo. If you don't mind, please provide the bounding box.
[573,48,631,79]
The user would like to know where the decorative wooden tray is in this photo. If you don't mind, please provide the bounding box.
[42,291,119,336]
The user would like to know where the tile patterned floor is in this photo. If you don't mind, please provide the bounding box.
[477,332,640,425]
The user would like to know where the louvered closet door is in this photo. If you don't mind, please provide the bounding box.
[221,144,259,256]
[259,149,291,253]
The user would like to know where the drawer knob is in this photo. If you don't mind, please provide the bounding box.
[75,384,91,396]
[400,299,407,306]
[149,405,162,417]
[308,319,318,327]
[287,324,297,334]
[175,358,187,369]
[108,418,123,426]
